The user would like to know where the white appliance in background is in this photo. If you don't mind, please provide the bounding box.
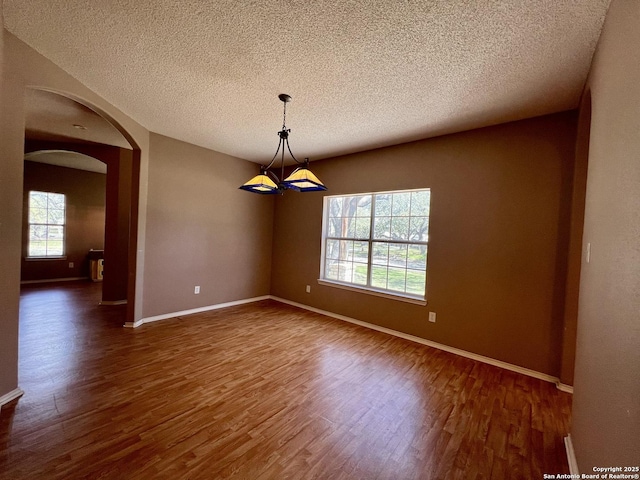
[89,249,104,282]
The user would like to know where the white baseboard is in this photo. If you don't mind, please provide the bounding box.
[126,295,271,328]
[270,296,572,392]
[564,435,579,475]
[0,388,24,409]
[99,300,127,306]
[556,382,574,394]
[21,277,88,285]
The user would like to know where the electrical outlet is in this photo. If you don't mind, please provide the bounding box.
[429,311,436,323]
[306,285,311,293]
[194,286,200,294]
[68,262,74,268]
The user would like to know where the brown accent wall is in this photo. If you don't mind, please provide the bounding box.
[271,112,578,377]
[571,0,640,470]
[24,140,135,302]
[141,133,273,318]
[21,161,106,281]
[102,147,133,302]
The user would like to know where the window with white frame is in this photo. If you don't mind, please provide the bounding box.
[28,191,66,257]
[320,188,430,300]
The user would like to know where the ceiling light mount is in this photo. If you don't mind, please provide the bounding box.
[239,94,327,194]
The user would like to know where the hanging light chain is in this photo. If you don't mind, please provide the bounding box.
[238,93,327,194]
[282,98,287,130]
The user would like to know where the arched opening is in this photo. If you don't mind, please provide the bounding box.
[21,88,142,325]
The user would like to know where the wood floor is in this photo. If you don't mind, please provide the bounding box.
[0,281,572,479]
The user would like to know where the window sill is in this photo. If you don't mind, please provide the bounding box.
[25,256,67,261]
[317,279,427,306]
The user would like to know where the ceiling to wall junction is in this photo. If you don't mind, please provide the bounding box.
[24,151,107,174]
[4,0,611,165]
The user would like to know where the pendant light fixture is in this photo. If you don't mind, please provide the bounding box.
[239,94,327,194]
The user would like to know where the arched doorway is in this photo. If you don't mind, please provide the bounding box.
[22,88,142,324]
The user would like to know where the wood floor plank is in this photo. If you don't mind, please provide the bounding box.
[0,281,573,479]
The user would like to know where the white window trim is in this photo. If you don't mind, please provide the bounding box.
[24,256,67,261]
[317,278,427,305]
[27,191,66,258]
[319,187,430,303]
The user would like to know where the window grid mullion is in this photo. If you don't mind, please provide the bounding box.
[367,239,428,246]
[325,236,370,242]
[367,194,375,288]
[321,189,429,300]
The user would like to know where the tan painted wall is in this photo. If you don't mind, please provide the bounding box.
[271,112,578,377]
[0,29,275,400]
[142,133,273,318]
[0,30,150,400]
[0,22,22,399]
[21,161,106,281]
[559,92,591,386]
[571,0,640,470]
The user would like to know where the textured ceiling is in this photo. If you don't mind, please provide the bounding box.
[25,151,107,174]
[4,1,610,164]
